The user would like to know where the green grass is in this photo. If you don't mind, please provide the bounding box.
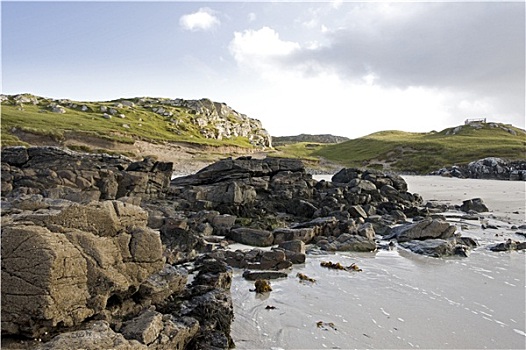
[0,96,256,149]
[312,124,526,173]
[270,142,326,160]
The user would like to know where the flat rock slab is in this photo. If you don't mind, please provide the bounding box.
[242,271,288,281]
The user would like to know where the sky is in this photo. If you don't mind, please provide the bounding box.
[1,1,525,138]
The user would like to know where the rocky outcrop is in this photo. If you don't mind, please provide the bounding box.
[1,200,164,338]
[153,98,271,148]
[1,147,235,349]
[431,157,526,181]
[1,94,272,148]
[1,147,173,202]
[4,147,504,348]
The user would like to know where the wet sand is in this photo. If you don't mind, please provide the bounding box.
[230,176,526,349]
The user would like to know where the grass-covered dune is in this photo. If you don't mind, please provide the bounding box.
[312,122,526,173]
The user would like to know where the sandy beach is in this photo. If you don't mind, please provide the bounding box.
[230,175,526,349]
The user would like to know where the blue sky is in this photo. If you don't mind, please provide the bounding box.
[2,1,524,137]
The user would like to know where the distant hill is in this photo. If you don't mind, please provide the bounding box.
[312,122,526,174]
[272,134,349,146]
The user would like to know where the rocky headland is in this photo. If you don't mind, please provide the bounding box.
[1,146,524,349]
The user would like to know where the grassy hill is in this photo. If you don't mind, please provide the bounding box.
[2,94,524,175]
[272,134,349,146]
[311,122,526,173]
[0,94,269,151]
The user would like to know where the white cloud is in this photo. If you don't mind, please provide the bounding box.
[179,7,220,31]
[227,25,486,137]
[229,27,300,76]
[248,12,257,22]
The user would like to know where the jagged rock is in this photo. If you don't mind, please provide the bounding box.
[171,157,304,187]
[349,205,368,219]
[181,255,234,349]
[385,218,456,242]
[1,146,29,166]
[1,147,172,202]
[460,198,489,213]
[121,309,164,345]
[137,265,188,306]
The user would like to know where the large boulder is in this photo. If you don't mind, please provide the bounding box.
[400,237,477,258]
[228,227,274,247]
[385,219,456,243]
[1,201,164,338]
[1,224,93,337]
[460,198,489,213]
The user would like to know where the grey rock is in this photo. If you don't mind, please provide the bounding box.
[229,227,274,247]
[385,219,456,242]
[400,239,454,257]
[278,239,305,254]
[460,198,489,213]
[273,227,316,244]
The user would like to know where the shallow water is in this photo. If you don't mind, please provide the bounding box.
[230,176,526,349]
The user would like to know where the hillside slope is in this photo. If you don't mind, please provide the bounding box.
[272,134,349,146]
[313,122,526,173]
[1,94,271,151]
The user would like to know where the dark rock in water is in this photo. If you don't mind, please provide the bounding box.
[214,248,294,271]
[252,279,273,293]
[399,234,477,257]
[385,218,456,242]
[460,198,489,213]
[242,270,288,280]
[400,239,457,257]
[489,239,526,252]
